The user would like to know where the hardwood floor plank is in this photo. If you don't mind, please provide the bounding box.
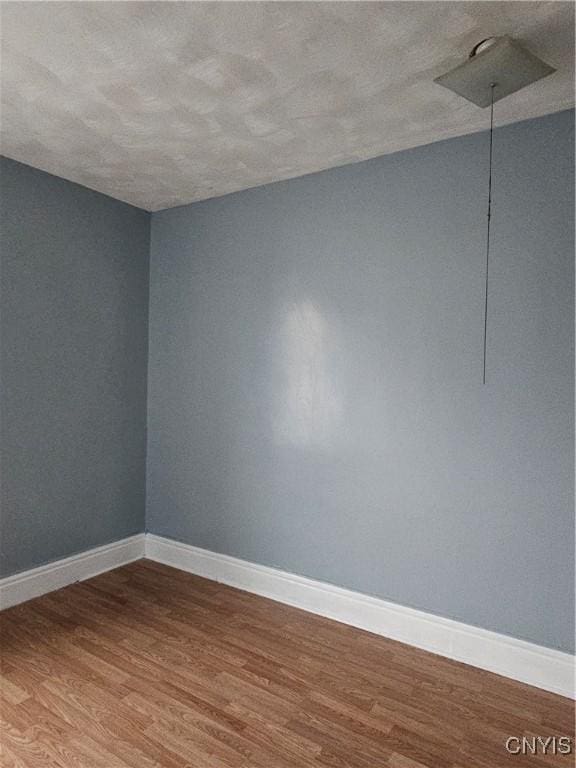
[1,560,573,767]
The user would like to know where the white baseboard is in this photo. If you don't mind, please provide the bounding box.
[146,533,575,699]
[0,534,145,610]
[2,532,572,698]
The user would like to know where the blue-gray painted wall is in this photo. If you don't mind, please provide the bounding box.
[1,112,573,653]
[0,157,150,576]
[147,110,575,653]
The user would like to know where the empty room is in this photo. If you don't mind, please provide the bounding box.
[0,1,574,766]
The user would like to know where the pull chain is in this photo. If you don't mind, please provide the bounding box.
[482,83,496,385]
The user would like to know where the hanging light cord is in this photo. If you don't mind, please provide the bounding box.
[482,83,496,385]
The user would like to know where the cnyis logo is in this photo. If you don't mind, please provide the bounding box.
[505,736,573,756]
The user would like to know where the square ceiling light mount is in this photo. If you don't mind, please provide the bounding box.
[434,36,556,108]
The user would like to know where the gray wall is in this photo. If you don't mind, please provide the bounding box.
[148,110,575,653]
[1,157,150,576]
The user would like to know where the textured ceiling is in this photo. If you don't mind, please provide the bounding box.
[1,2,574,211]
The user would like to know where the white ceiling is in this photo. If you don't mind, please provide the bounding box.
[1,2,574,211]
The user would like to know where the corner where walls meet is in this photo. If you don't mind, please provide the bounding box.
[1,109,574,656]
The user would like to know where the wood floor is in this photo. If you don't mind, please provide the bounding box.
[1,560,573,768]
